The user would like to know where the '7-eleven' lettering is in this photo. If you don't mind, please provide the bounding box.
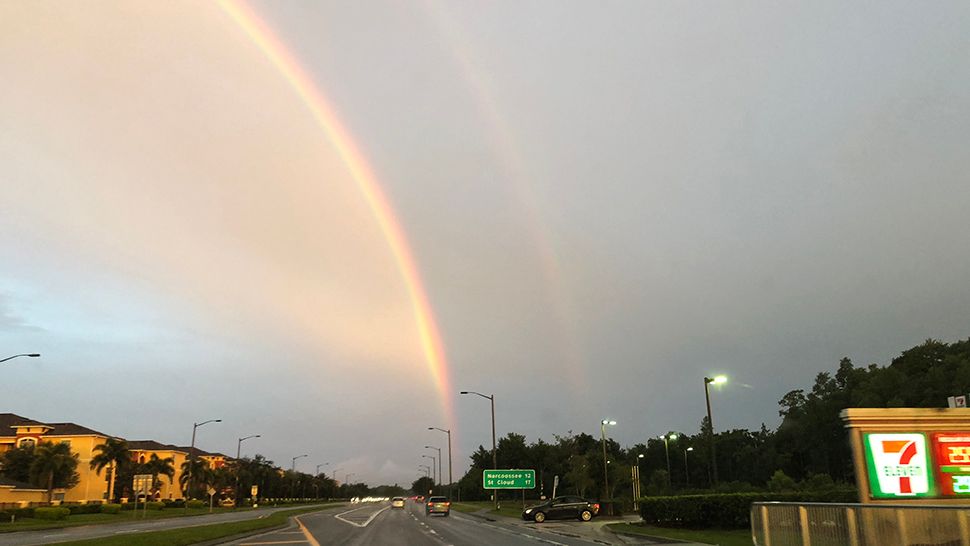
[866,434,930,497]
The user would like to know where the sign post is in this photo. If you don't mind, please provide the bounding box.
[132,474,152,518]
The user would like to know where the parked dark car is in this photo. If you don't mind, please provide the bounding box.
[522,496,599,523]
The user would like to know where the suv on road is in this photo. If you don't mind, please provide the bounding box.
[425,496,450,516]
[522,496,599,523]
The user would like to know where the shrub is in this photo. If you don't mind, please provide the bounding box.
[100,503,122,514]
[163,499,185,508]
[767,470,798,492]
[34,507,71,520]
[640,489,858,529]
[66,503,103,515]
[146,501,165,510]
[3,507,35,519]
[186,499,205,509]
[801,473,837,491]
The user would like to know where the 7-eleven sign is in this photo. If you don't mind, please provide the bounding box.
[864,433,934,498]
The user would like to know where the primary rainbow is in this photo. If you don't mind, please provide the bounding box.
[218,0,453,421]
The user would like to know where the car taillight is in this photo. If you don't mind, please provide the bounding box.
[427,502,433,506]
[445,502,450,506]
[593,503,600,511]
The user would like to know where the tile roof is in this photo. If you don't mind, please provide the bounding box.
[44,422,111,437]
[128,440,184,452]
[0,413,47,431]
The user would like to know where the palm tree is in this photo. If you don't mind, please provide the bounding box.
[179,459,213,499]
[31,441,80,503]
[90,438,129,503]
[143,454,175,498]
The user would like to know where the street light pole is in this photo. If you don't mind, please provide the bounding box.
[660,434,677,489]
[600,419,616,514]
[291,454,307,499]
[428,427,452,498]
[461,391,497,508]
[236,435,261,460]
[235,434,260,507]
[704,375,727,485]
[0,353,40,364]
[187,419,221,501]
[422,454,436,485]
[684,447,694,488]
[424,446,441,492]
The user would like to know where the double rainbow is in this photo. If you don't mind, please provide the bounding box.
[218,0,453,422]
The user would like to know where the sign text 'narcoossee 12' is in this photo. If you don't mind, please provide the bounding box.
[482,469,535,489]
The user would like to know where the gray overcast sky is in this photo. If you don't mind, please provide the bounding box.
[2,1,969,486]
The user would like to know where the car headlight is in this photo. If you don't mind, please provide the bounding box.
[524,509,532,514]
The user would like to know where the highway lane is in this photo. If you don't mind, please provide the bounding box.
[222,500,656,545]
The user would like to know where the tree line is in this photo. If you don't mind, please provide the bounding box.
[0,439,408,503]
[452,337,970,501]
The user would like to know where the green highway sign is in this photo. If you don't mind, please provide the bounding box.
[483,469,535,489]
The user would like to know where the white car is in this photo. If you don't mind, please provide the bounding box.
[391,497,405,508]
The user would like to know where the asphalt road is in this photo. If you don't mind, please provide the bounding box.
[0,503,335,546]
[219,501,665,546]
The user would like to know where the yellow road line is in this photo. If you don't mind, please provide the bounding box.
[295,516,322,546]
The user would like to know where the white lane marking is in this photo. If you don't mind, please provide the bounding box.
[334,505,390,528]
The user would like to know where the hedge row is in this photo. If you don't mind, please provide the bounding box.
[640,489,858,528]
[34,507,71,520]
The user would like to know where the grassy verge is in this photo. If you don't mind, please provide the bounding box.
[0,507,246,533]
[449,502,485,514]
[607,523,751,546]
[47,504,339,546]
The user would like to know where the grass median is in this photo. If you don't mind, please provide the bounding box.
[607,522,752,546]
[34,504,340,546]
[0,507,243,533]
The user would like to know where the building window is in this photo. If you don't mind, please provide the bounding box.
[18,438,36,449]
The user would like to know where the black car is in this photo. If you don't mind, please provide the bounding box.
[522,496,600,523]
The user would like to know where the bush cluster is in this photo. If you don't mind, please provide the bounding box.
[0,507,35,520]
[639,489,857,528]
[186,499,206,509]
[65,503,103,515]
[100,503,122,514]
[33,507,71,520]
[146,501,165,511]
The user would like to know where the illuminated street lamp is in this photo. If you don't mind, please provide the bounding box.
[660,433,678,488]
[704,375,727,485]
[600,419,617,514]
[461,390,497,508]
[428,427,452,497]
[0,353,40,364]
[684,447,694,487]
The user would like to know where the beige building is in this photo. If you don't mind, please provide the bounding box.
[0,413,112,503]
[127,440,189,500]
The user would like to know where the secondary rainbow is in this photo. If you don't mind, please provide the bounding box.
[217,0,453,421]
